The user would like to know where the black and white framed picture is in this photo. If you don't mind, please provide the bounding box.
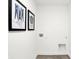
[28,10,35,30]
[8,0,26,31]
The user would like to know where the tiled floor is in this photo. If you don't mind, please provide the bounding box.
[36,55,70,59]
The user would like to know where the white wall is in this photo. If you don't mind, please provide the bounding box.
[8,0,37,59]
[36,5,71,56]
[8,0,71,59]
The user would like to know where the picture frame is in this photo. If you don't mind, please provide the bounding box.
[28,10,35,30]
[8,0,26,31]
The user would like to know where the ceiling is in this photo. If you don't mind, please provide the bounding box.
[34,0,71,6]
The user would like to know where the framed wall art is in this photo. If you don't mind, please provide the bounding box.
[28,10,35,30]
[8,0,26,31]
